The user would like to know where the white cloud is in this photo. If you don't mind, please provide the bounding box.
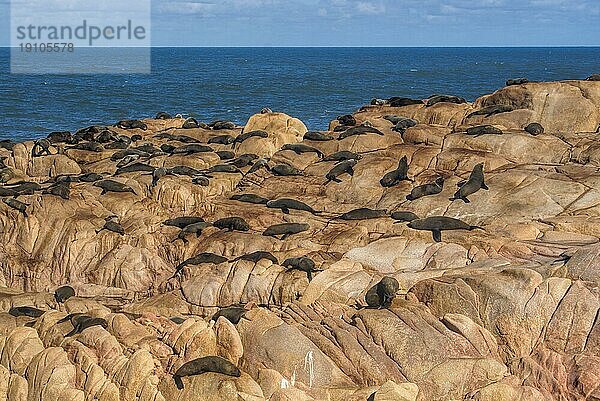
[355,1,385,14]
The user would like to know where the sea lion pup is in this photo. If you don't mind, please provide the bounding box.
[281,144,324,158]
[390,211,419,223]
[171,144,213,155]
[408,216,483,243]
[247,159,270,174]
[204,164,243,174]
[54,286,75,303]
[78,173,104,182]
[8,306,45,318]
[47,131,73,144]
[339,208,388,220]
[233,251,278,264]
[406,177,444,201]
[365,277,400,308]
[97,216,125,236]
[321,151,363,163]
[267,198,318,215]
[465,125,503,136]
[450,163,489,203]
[152,167,167,187]
[216,150,236,160]
[234,130,269,144]
[466,104,514,119]
[114,162,155,176]
[164,216,205,229]
[228,154,259,168]
[116,120,147,130]
[271,164,303,176]
[337,125,384,140]
[3,198,29,216]
[66,316,108,337]
[506,78,529,86]
[211,306,247,324]
[524,122,544,136]
[304,131,334,141]
[176,222,211,242]
[425,95,467,107]
[176,253,229,273]
[32,139,52,157]
[208,135,235,145]
[156,111,173,120]
[231,194,270,205]
[93,180,137,195]
[263,223,310,240]
[213,217,250,232]
[173,356,241,390]
[587,74,600,81]
[67,141,104,152]
[326,159,357,183]
[387,97,423,107]
[380,156,411,187]
[337,114,357,126]
[211,120,236,130]
[182,117,200,129]
[42,181,70,200]
[282,257,321,281]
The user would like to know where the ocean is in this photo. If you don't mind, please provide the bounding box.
[1,47,599,141]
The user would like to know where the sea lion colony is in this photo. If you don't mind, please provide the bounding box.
[0,78,599,400]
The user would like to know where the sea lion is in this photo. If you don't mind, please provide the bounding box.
[233,251,278,264]
[117,120,147,130]
[371,98,386,106]
[387,97,422,107]
[0,188,16,197]
[54,286,75,303]
[6,181,42,195]
[176,253,229,272]
[75,125,102,140]
[93,180,137,195]
[156,112,173,119]
[408,216,483,242]
[32,139,52,157]
[282,257,321,281]
[321,151,362,163]
[450,163,488,203]
[281,144,324,158]
[167,166,202,177]
[211,306,248,324]
[152,167,167,187]
[466,105,514,118]
[133,143,162,154]
[97,130,119,143]
[228,154,259,168]
[230,194,270,205]
[271,164,302,176]
[263,223,310,240]
[97,218,125,235]
[406,177,444,201]
[506,78,529,86]
[326,159,357,183]
[192,176,210,186]
[67,141,104,152]
[525,122,544,136]
[426,95,466,107]
[181,117,200,129]
[79,173,104,182]
[116,154,140,168]
[208,135,235,145]
[304,131,334,141]
[3,198,28,216]
[211,120,236,130]
[42,181,70,200]
[204,164,243,174]
[261,107,273,114]
[164,216,205,229]
[365,277,399,308]
[586,74,600,81]
[267,198,318,214]
[172,144,213,155]
[0,167,15,184]
[110,149,150,161]
[170,317,186,324]
[155,133,200,144]
[234,130,269,144]
[247,159,270,174]
[115,162,155,176]
[213,217,250,232]
[390,211,419,223]
[8,306,45,318]
[104,139,129,150]
[380,156,411,187]
[66,316,108,336]
[466,125,503,136]
[47,131,73,144]
[176,222,211,242]
[0,140,15,151]
[392,118,418,133]
[338,125,384,140]
[339,208,388,220]
[337,115,357,126]
[173,356,241,390]
[216,150,236,160]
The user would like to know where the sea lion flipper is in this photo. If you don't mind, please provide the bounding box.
[462,197,471,204]
[457,181,466,187]
[307,271,313,282]
[282,207,289,215]
[481,182,489,190]
[281,234,290,240]
[174,375,184,390]
[348,167,355,176]
[432,230,442,243]
[332,178,342,183]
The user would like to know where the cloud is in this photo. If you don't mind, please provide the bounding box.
[355,1,385,14]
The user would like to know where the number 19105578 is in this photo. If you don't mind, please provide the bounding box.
[19,43,74,52]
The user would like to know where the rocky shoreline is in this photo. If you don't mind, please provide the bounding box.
[0,78,600,400]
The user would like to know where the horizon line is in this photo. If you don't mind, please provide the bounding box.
[2,45,600,49]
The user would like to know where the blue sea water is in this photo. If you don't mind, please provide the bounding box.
[1,47,599,141]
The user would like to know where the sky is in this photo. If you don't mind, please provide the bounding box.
[1,0,599,47]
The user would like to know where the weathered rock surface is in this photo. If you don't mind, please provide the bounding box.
[0,81,600,399]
